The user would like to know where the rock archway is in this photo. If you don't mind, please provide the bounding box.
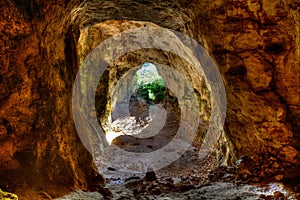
[0,0,299,199]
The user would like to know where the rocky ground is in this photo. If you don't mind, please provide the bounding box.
[56,98,300,200]
[56,182,297,200]
[56,151,299,200]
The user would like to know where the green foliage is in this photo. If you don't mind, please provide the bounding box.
[136,77,166,102]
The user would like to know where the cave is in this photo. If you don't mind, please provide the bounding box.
[0,0,299,199]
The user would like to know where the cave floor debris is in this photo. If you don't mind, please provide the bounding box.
[56,182,298,200]
[57,99,298,200]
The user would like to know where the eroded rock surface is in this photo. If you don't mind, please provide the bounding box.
[0,0,299,199]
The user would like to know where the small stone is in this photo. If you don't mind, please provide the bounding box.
[107,167,116,171]
[145,169,157,182]
[97,187,113,198]
[125,176,140,182]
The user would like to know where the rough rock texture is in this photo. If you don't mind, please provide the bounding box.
[76,0,300,166]
[0,0,103,198]
[77,20,212,148]
[0,0,299,198]
[190,0,300,165]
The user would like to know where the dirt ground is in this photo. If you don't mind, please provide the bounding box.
[62,98,298,200]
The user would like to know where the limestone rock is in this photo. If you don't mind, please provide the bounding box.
[0,0,299,198]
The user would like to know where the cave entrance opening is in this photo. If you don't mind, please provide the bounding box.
[134,62,166,103]
[85,20,223,186]
[103,62,169,145]
[96,61,219,183]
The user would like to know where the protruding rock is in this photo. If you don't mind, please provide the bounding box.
[145,169,157,182]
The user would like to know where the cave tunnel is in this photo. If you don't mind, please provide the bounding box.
[0,0,299,199]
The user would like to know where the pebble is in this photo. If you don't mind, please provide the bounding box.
[97,187,113,198]
[145,170,157,182]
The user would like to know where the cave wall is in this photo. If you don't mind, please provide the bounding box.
[0,0,299,197]
[187,0,300,164]
[74,0,300,166]
[0,0,102,197]
[77,20,212,143]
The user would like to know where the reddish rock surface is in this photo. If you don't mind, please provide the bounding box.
[0,0,299,199]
